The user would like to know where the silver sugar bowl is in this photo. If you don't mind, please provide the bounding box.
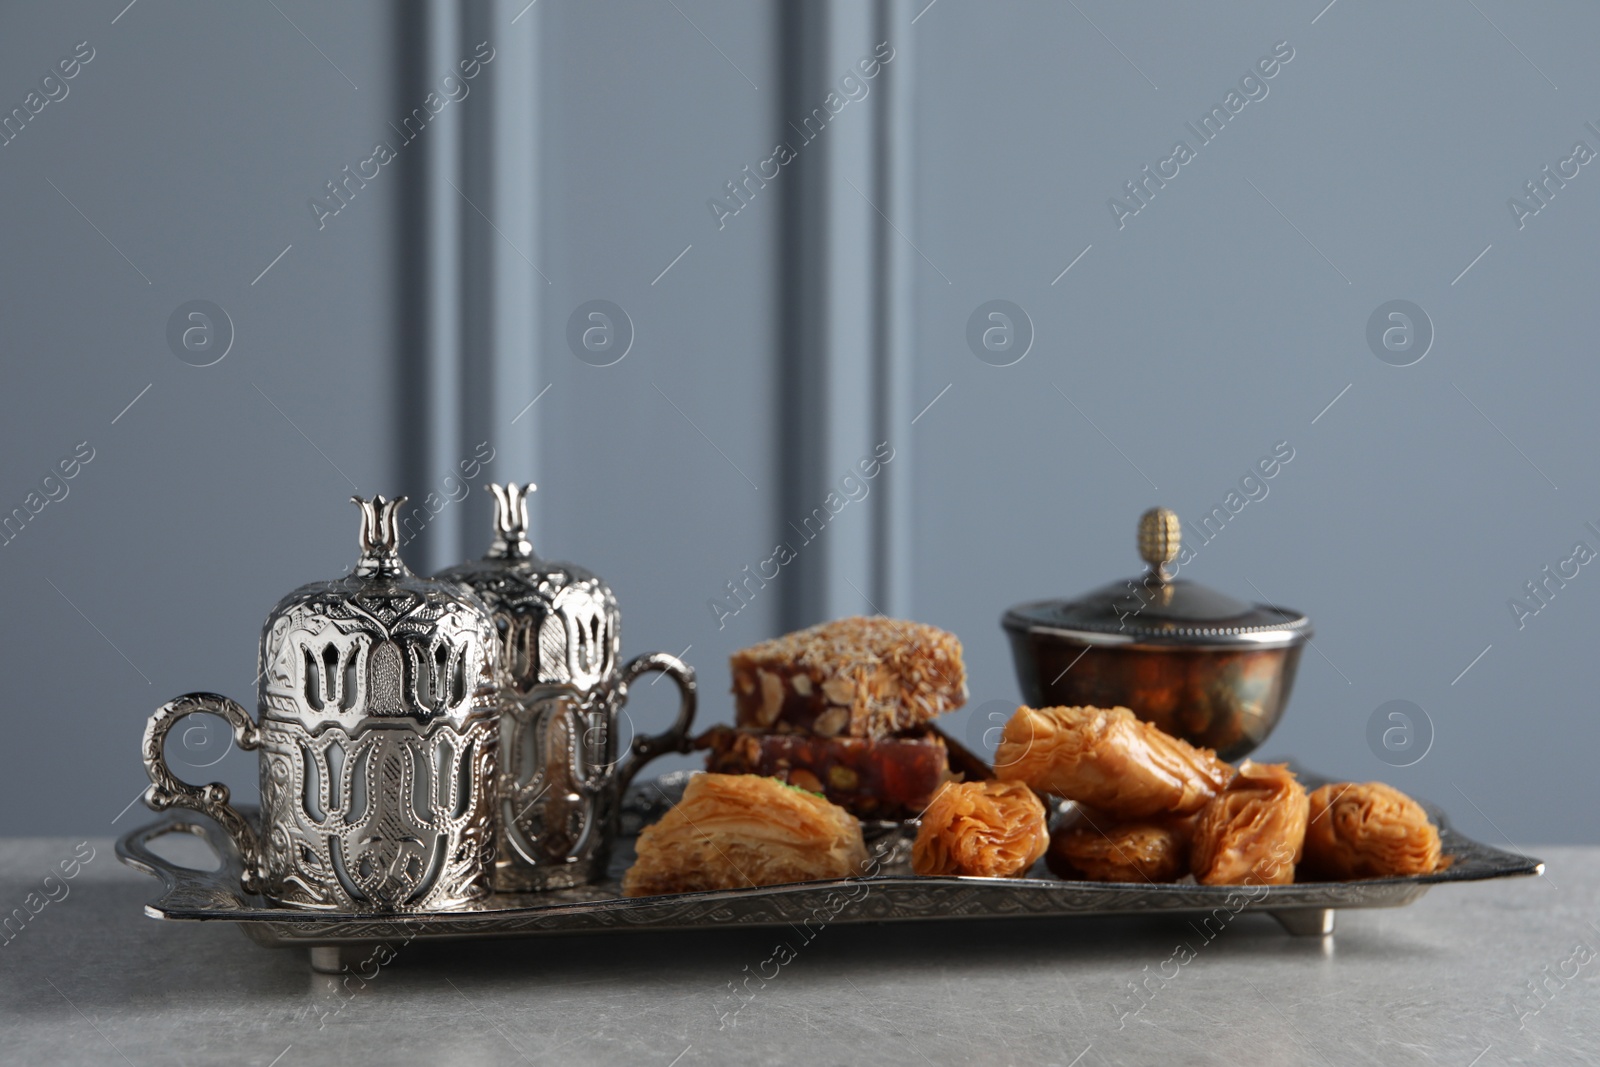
[437,483,697,891]
[142,496,502,911]
[1002,506,1311,761]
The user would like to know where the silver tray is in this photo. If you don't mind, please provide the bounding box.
[117,768,1541,971]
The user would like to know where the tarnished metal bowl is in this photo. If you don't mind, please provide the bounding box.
[1001,508,1311,762]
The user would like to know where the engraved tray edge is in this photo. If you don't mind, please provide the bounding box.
[115,767,1542,947]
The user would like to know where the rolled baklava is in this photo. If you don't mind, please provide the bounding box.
[994,704,1232,819]
[911,780,1049,879]
[1301,782,1442,880]
[1190,760,1309,886]
[1046,811,1194,883]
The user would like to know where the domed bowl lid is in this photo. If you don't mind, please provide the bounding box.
[1001,507,1312,649]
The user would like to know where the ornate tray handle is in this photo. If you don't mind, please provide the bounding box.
[142,692,265,894]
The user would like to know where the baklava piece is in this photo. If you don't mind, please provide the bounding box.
[1300,782,1442,880]
[697,725,951,820]
[621,774,868,897]
[1190,761,1309,886]
[911,780,1049,879]
[994,705,1232,819]
[730,616,967,739]
[1046,812,1194,883]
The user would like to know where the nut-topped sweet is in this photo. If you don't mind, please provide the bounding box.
[730,616,967,739]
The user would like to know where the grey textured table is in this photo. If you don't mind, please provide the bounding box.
[0,837,1593,1067]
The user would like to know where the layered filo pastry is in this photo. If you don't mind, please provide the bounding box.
[1190,760,1309,886]
[621,774,868,897]
[1301,782,1442,880]
[911,780,1050,879]
[1046,812,1196,883]
[995,705,1232,819]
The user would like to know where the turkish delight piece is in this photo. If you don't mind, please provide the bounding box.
[697,726,950,820]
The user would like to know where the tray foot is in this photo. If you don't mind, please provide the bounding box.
[309,946,353,974]
[1271,908,1335,937]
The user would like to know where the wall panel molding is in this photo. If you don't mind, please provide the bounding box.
[398,0,904,609]
[397,0,539,573]
[777,0,916,630]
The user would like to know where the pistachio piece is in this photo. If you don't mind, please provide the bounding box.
[827,765,860,791]
[788,769,825,794]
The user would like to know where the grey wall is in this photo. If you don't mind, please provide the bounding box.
[0,0,785,833]
[911,1,1599,845]
[3,0,1595,846]
[533,0,782,776]
[0,1,403,835]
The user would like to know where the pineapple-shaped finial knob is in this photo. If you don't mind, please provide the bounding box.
[1137,506,1180,584]
[351,495,410,577]
[486,482,537,560]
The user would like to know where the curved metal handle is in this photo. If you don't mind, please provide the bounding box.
[613,652,697,794]
[141,692,265,895]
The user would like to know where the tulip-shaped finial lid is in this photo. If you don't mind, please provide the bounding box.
[351,495,411,578]
[486,482,537,560]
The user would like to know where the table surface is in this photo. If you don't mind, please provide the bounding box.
[0,836,1593,1067]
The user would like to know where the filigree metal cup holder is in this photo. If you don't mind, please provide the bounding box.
[437,483,698,891]
[495,655,697,891]
[142,496,503,913]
